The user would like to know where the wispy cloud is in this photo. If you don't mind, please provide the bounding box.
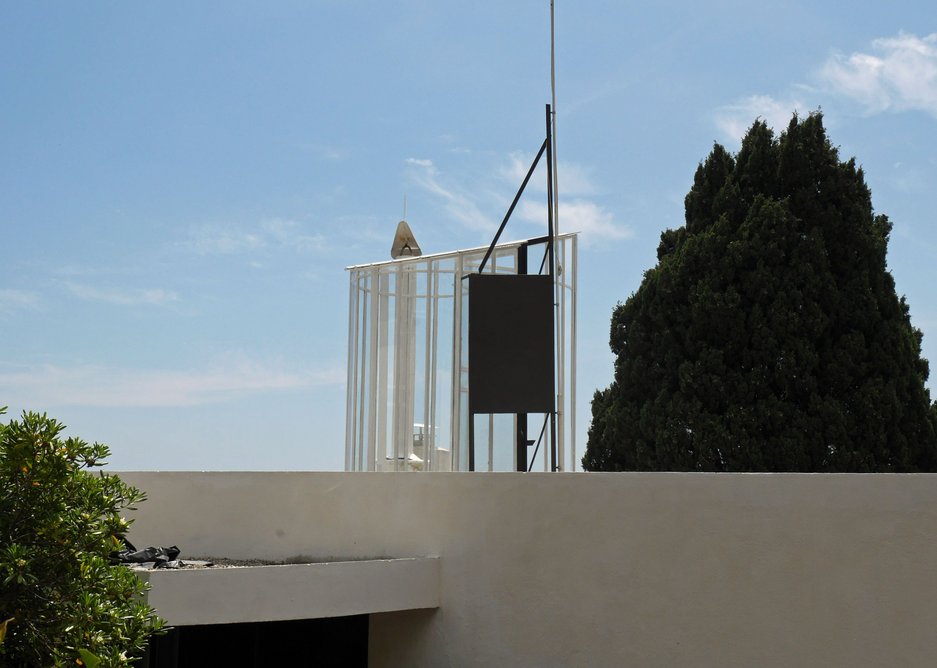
[181,219,325,255]
[259,219,325,252]
[295,141,347,161]
[65,282,179,306]
[405,158,494,231]
[182,227,265,255]
[500,152,630,245]
[0,289,41,316]
[820,32,937,117]
[519,200,633,246]
[498,152,597,196]
[405,153,631,246]
[0,355,344,408]
[714,94,809,142]
[715,32,937,141]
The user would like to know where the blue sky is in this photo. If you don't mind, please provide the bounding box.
[2,2,935,471]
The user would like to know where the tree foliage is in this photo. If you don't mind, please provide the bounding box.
[584,113,937,472]
[0,408,163,666]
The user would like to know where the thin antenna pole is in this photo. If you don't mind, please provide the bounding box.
[550,0,558,239]
[550,1,563,470]
[403,195,407,220]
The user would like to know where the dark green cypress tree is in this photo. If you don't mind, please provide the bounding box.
[584,113,937,472]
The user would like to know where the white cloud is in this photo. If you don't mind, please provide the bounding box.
[714,32,937,144]
[181,219,325,255]
[405,158,494,231]
[182,226,265,255]
[499,152,597,196]
[259,218,325,252]
[0,355,344,408]
[65,282,179,306]
[519,199,633,246]
[498,153,533,185]
[820,32,937,117]
[406,152,608,237]
[714,94,809,142]
[314,146,345,161]
[555,163,597,197]
[405,153,627,245]
[0,289,41,316]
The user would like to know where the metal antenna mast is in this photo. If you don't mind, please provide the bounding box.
[550,1,566,470]
[550,1,558,238]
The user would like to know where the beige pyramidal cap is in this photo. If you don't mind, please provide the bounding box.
[391,220,422,259]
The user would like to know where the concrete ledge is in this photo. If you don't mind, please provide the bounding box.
[138,557,439,626]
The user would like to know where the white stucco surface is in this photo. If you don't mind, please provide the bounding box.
[137,557,439,626]
[121,472,937,667]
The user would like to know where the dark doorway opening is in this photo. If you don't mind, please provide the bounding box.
[142,614,368,668]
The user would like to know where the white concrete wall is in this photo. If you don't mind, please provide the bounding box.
[120,472,937,667]
[139,558,439,626]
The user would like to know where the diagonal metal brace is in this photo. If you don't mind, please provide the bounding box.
[474,137,548,276]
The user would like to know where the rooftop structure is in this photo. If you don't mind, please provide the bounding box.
[345,233,578,472]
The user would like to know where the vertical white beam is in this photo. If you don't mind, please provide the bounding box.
[345,270,358,471]
[359,275,370,471]
[406,268,417,470]
[570,234,578,471]
[428,260,440,471]
[488,414,494,472]
[378,271,390,469]
[557,237,566,471]
[450,254,463,470]
[422,262,432,471]
[392,264,413,471]
[489,251,497,471]
[367,268,380,471]
[355,274,368,470]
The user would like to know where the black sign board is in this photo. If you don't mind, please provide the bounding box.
[468,274,554,414]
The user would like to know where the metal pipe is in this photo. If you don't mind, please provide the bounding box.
[476,138,548,276]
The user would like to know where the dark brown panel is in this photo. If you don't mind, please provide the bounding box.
[468,274,554,414]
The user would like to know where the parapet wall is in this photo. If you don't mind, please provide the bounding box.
[121,471,937,667]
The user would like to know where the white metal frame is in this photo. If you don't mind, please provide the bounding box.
[345,233,577,472]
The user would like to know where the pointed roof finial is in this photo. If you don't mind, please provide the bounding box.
[391,219,422,259]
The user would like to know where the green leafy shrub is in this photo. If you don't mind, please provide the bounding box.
[0,408,164,666]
